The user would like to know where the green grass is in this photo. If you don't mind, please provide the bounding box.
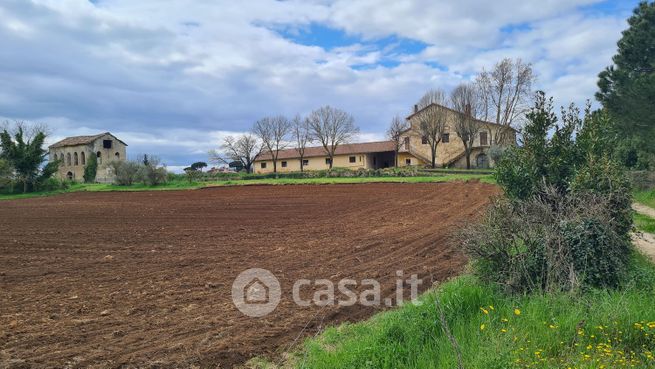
[285,253,655,369]
[634,189,655,209]
[0,174,493,201]
[635,213,655,234]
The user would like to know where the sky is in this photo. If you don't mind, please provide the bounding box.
[0,0,641,171]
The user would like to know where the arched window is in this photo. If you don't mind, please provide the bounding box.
[81,152,86,166]
[115,152,120,160]
[97,151,102,165]
[74,152,79,166]
[66,172,73,180]
[59,153,64,164]
[66,153,71,166]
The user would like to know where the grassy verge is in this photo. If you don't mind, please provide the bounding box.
[0,174,493,201]
[635,213,655,234]
[634,189,655,209]
[277,253,655,369]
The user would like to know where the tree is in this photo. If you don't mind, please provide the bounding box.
[387,115,409,167]
[451,83,482,169]
[210,134,261,173]
[109,160,141,186]
[190,161,207,172]
[292,115,312,172]
[307,106,359,169]
[416,89,447,110]
[0,158,12,190]
[0,121,56,193]
[138,155,168,186]
[416,90,449,168]
[596,1,655,156]
[83,153,98,183]
[253,116,290,173]
[476,58,535,145]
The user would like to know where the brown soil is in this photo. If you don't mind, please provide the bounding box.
[0,182,498,368]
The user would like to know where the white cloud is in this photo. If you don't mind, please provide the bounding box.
[0,0,638,166]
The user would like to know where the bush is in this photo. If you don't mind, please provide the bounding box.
[467,92,634,293]
[110,161,141,186]
[0,158,12,191]
[83,154,97,183]
[138,156,168,186]
[462,188,632,293]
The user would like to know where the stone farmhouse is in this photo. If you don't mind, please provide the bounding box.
[253,103,516,174]
[48,132,127,182]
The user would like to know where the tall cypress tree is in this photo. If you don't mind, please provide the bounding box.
[596,1,655,155]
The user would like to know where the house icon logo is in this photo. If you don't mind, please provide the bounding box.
[232,268,281,317]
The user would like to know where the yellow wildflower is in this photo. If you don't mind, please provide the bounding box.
[514,308,521,316]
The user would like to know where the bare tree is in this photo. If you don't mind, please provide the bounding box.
[209,134,261,173]
[387,115,409,167]
[451,83,482,169]
[307,106,359,169]
[416,89,446,110]
[253,116,290,173]
[292,115,312,172]
[416,90,449,168]
[476,58,534,144]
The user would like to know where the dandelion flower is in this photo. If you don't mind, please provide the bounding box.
[480,324,485,331]
[514,308,521,316]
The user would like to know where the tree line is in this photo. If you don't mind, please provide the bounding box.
[210,105,360,173]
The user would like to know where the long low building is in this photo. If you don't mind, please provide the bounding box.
[255,141,397,173]
[253,102,516,174]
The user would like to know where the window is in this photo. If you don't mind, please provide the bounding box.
[404,137,410,150]
[66,153,71,166]
[349,156,356,163]
[74,152,78,166]
[325,158,332,165]
[261,162,267,169]
[103,140,113,149]
[96,151,102,165]
[281,161,287,168]
[405,158,411,165]
[421,136,428,145]
[115,152,120,160]
[59,153,65,164]
[302,159,309,166]
[480,132,488,146]
[442,133,450,143]
[80,152,86,165]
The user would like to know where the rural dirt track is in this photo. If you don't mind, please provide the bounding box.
[0,182,498,368]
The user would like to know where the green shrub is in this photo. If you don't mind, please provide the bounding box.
[109,161,141,186]
[83,154,97,183]
[462,189,632,293]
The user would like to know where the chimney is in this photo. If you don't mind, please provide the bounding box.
[414,104,418,113]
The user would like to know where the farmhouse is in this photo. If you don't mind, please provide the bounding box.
[48,132,127,182]
[254,103,516,173]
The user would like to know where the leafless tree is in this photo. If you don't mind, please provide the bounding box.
[292,115,312,172]
[416,89,449,168]
[306,106,359,169]
[209,133,261,173]
[387,115,409,167]
[253,116,290,173]
[416,89,446,110]
[476,58,534,144]
[451,83,482,169]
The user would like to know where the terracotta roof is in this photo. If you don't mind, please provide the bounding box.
[256,141,395,161]
[49,132,127,148]
[405,102,518,132]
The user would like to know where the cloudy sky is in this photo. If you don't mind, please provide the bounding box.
[0,0,639,170]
